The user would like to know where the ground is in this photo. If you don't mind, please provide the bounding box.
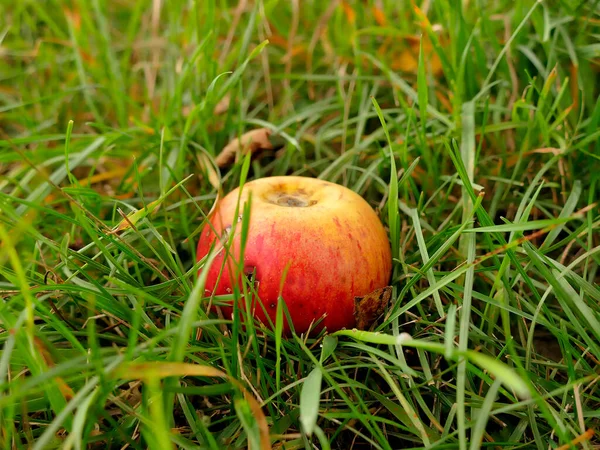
[1,1,599,449]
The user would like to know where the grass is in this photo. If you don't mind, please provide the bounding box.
[1,0,599,448]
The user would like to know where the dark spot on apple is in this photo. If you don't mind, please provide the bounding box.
[333,217,341,229]
[270,302,276,309]
[243,265,258,284]
[347,232,353,240]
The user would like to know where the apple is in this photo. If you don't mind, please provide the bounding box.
[196,176,392,334]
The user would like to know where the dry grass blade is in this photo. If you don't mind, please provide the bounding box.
[555,429,595,450]
[197,152,223,223]
[215,128,281,168]
[198,152,222,191]
[113,362,272,450]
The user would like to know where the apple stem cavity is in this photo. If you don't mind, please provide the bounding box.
[264,191,318,208]
[277,195,308,207]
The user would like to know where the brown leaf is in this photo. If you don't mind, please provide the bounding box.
[215,128,282,168]
[354,286,393,330]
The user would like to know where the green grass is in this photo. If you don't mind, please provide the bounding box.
[1,0,600,448]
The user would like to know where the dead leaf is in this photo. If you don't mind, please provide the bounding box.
[215,128,283,168]
[354,286,393,330]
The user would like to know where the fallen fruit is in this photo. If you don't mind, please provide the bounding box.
[196,176,392,334]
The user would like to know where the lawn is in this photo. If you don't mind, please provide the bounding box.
[1,0,599,449]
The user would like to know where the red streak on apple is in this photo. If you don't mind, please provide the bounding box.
[196,176,392,334]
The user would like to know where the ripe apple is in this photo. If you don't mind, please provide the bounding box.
[196,176,392,334]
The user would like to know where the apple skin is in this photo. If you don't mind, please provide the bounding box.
[196,176,392,334]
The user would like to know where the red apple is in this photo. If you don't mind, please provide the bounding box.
[196,176,392,334]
